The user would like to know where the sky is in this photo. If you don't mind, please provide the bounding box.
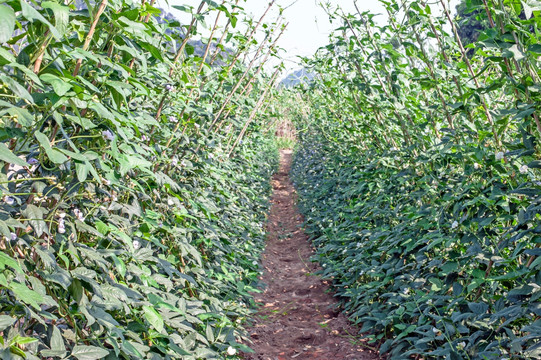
[159,0,460,72]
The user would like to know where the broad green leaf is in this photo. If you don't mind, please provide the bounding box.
[0,5,16,43]
[35,130,69,164]
[42,1,69,36]
[0,143,28,167]
[22,204,48,237]
[143,305,164,332]
[0,75,34,103]
[40,73,72,96]
[20,0,62,39]
[9,282,44,310]
[71,345,109,360]
[0,315,15,331]
[0,252,22,273]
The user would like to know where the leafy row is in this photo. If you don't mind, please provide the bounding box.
[290,0,541,358]
[0,0,281,358]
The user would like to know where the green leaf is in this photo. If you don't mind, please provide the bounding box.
[11,335,38,345]
[42,1,69,37]
[20,0,62,39]
[76,161,89,182]
[0,142,28,167]
[0,5,16,43]
[0,75,34,103]
[528,160,541,169]
[9,281,44,310]
[0,315,15,331]
[22,204,48,237]
[468,302,489,315]
[71,345,109,360]
[35,130,69,164]
[40,73,72,96]
[0,252,23,273]
[4,106,35,127]
[50,326,66,352]
[143,305,164,332]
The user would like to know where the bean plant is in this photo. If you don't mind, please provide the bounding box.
[0,0,282,359]
[291,0,541,359]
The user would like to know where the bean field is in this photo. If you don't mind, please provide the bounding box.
[0,0,540,359]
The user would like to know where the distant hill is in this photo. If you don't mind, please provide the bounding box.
[280,68,315,87]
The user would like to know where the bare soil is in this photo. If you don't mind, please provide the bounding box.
[243,149,378,360]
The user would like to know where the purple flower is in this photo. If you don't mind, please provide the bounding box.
[165,84,173,91]
[102,130,114,141]
[171,158,178,166]
[27,158,39,165]
[141,135,149,141]
[3,196,14,205]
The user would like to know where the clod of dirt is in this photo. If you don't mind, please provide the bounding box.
[242,150,378,360]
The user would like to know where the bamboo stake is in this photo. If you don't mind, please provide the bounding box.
[169,1,206,77]
[227,69,281,156]
[438,0,500,147]
[210,22,287,131]
[483,0,541,134]
[73,0,108,77]
[216,22,287,131]
[342,15,412,146]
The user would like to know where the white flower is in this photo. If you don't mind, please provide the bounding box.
[495,151,504,160]
[73,208,84,221]
[10,232,17,241]
[58,212,66,218]
[252,261,258,266]
[451,220,458,229]
[102,130,115,141]
[141,135,149,141]
[58,218,66,234]
[165,84,173,91]
[457,341,466,349]
[169,116,178,123]
[171,158,178,166]
[426,299,433,305]
[208,153,214,159]
[3,196,14,205]
[519,165,528,174]
[133,240,141,250]
[194,123,200,129]
[181,160,187,167]
[390,147,398,151]
[403,288,410,295]
[432,327,440,334]
[167,198,174,206]
[103,179,111,186]
[474,163,480,169]
[226,346,236,356]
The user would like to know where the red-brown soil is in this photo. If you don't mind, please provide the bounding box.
[243,149,378,360]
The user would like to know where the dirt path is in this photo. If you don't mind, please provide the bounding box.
[243,150,378,360]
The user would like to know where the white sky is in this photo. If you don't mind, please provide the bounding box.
[159,0,460,72]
